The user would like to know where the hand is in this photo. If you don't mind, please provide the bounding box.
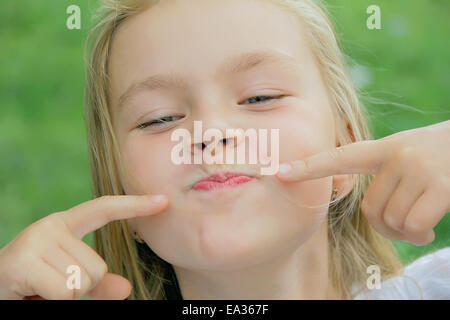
[276,120,450,246]
[0,194,168,300]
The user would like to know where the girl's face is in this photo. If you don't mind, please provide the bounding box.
[109,0,338,271]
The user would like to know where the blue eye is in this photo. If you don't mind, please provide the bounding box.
[138,115,184,129]
[241,95,284,105]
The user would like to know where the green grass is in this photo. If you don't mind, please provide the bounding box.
[0,0,448,267]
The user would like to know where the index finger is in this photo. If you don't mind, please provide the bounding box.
[276,140,386,181]
[57,194,168,239]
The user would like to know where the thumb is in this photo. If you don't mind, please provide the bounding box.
[85,273,132,300]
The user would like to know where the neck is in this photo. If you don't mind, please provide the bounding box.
[173,221,340,300]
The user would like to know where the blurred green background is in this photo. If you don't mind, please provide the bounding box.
[0,0,449,266]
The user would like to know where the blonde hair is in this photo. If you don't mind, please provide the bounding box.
[83,0,402,300]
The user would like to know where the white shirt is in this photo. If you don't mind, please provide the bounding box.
[353,247,450,299]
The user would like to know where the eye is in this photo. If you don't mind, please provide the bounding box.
[137,115,184,129]
[240,95,284,105]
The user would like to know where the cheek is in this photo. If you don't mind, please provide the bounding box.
[120,134,184,195]
[272,107,334,223]
[278,106,334,159]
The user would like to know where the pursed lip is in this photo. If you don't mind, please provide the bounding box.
[191,171,255,191]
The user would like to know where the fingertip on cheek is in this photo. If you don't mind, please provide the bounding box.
[151,194,167,204]
[151,194,170,210]
[141,194,169,215]
[276,163,292,179]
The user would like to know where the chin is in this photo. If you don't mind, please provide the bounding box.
[190,214,308,271]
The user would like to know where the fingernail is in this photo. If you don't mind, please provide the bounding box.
[151,194,166,204]
[278,163,292,175]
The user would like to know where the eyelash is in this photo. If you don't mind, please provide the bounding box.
[241,95,284,105]
[137,95,283,129]
[137,115,183,129]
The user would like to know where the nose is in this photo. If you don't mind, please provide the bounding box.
[191,135,239,157]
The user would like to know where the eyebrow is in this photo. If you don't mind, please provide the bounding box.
[116,49,301,111]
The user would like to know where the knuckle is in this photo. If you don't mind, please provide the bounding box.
[328,147,344,161]
[20,219,64,248]
[383,211,401,230]
[49,212,71,232]
[91,195,109,208]
[90,196,112,222]
[32,217,62,234]
[403,217,425,235]
[20,228,42,248]
[416,160,437,179]
[92,261,108,283]
[394,146,415,167]
[398,146,415,159]
[37,217,59,231]
[301,158,312,172]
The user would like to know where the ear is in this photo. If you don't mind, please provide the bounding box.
[332,117,357,200]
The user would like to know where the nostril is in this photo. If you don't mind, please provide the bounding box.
[223,136,237,147]
[190,142,206,154]
[223,137,236,145]
[192,137,235,153]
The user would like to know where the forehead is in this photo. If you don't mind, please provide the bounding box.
[108,0,312,105]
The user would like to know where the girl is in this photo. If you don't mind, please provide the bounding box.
[0,0,449,300]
